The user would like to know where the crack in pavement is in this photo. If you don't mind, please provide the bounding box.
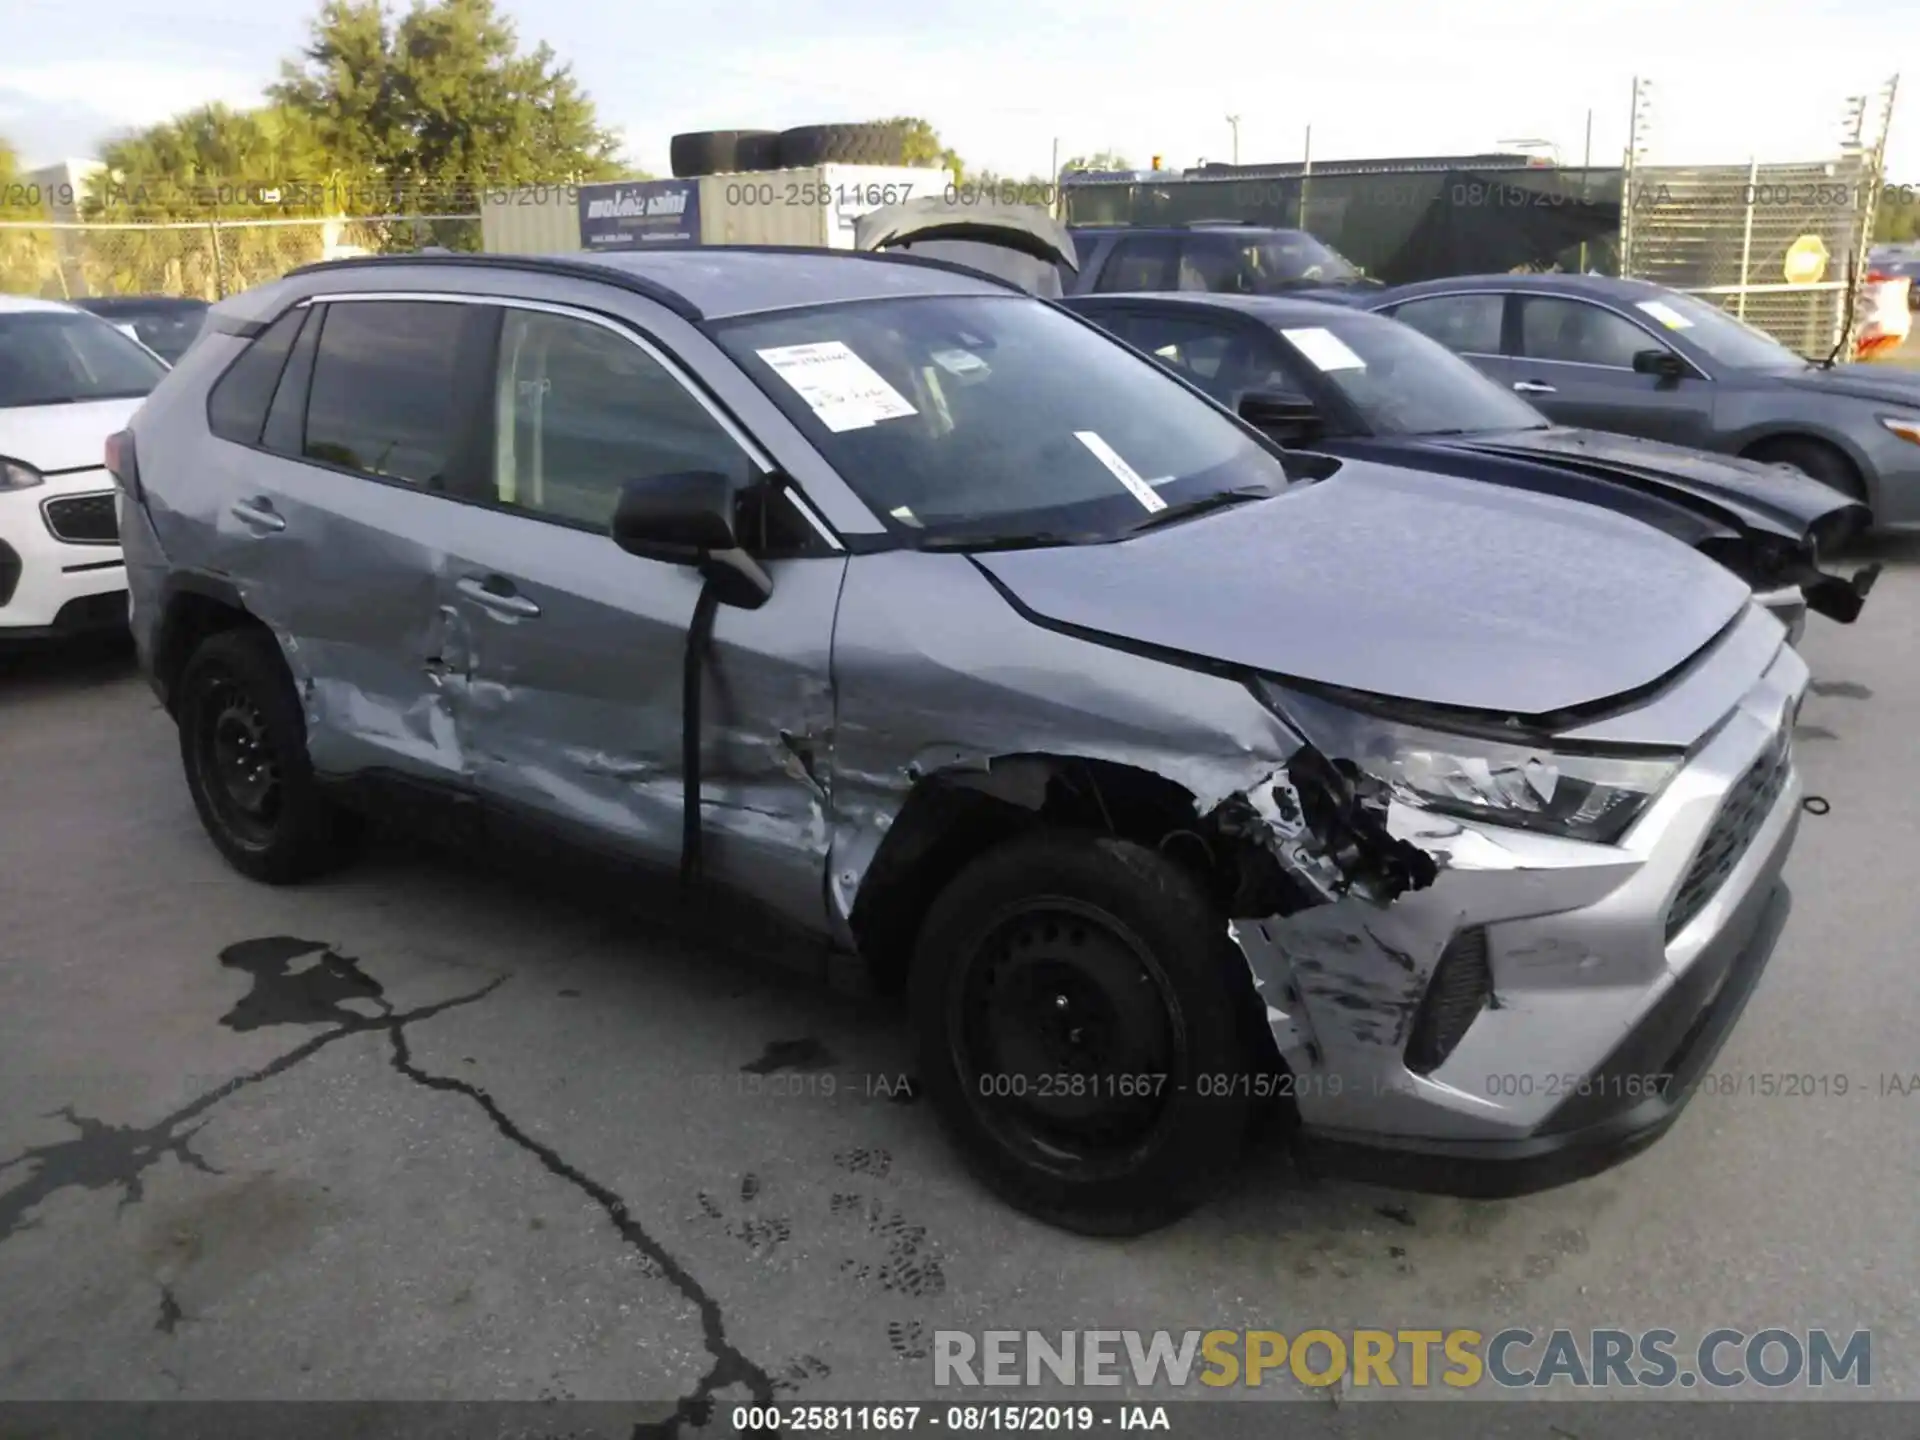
[0,935,776,1434]
[386,1016,777,1433]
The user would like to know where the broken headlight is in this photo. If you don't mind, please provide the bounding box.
[1253,681,1681,845]
[1379,728,1680,844]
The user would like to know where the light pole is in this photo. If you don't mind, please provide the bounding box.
[1226,115,1241,165]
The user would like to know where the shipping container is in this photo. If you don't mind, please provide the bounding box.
[480,165,949,255]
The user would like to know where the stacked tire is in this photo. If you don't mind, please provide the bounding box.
[669,130,782,179]
[668,121,915,178]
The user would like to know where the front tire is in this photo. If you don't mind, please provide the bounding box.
[176,627,361,884]
[909,832,1258,1235]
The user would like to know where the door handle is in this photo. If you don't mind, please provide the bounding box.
[1513,380,1558,395]
[230,497,286,532]
[456,575,541,619]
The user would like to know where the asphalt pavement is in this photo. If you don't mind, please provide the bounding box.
[2,541,1917,1429]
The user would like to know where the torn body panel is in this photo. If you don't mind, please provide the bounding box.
[825,550,1319,939]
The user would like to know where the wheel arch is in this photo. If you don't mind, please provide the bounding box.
[1731,426,1876,509]
[152,574,275,715]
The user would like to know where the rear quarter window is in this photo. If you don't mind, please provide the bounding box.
[205,307,306,445]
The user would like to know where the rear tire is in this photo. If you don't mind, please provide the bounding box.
[669,129,781,178]
[909,831,1256,1235]
[776,122,912,169]
[1744,436,1869,548]
[176,627,362,884]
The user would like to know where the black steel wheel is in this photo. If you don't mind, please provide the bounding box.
[176,627,362,884]
[911,832,1258,1235]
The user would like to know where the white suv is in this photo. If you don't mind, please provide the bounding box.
[0,295,168,641]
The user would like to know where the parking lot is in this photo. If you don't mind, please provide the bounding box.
[2,536,1918,1422]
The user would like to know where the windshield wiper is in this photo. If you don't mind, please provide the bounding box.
[1122,484,1276,535]
[917,530,1101,552]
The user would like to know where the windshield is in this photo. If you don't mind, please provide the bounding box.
[0,310,169,407]
[1273,312,1549,436]
[1187,232,1363,294]
[1627,289,1806,370]
[713,294,1292,544]
[113,309,208,364]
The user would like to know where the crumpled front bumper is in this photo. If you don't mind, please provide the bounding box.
[1756,556,1882,645]
[1227,627,1809,1196]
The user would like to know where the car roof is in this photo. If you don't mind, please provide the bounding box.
[287,247,1018,321]
[0,293,85,315]
[1376,272,1668,302]
[1067,291,1373,326]
[1067,223,1311,237]
[73,295,210,315]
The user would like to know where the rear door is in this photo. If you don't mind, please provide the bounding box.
[1509,293,1716,445]
[198,295,495,786]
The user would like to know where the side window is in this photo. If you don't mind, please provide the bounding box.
[1093,236,1181,292]
[1518,297,1661,369]
[260,304,320,455]
[1389,294,1505,356]
[1177,236,1246,293]
[303,300,485,486]
[493,309,752,531]
[205,307,305,445]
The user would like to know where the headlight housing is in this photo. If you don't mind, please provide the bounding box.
[0,456,45,491]
[1255,681,1683,845]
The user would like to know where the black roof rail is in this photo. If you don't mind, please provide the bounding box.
[282,251,708,320]
[284,243,1028,320]
[625,241,1029,293]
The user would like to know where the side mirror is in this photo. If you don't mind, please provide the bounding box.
[610,470,773,610]
[1632,348,1686,379]
[1236,389,1323,445]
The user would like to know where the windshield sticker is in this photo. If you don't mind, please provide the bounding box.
[1635,300,1694,330]
[755,341,918,432]
[1075,431,1168,513]
[889,505,923,527]
[1281,327,1366,372]
[930,347,989,379]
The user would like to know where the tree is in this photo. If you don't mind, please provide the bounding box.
[1875,191,1920,244]
[1063,150,1132,174]
[0,136,59,295]
[878,116,963,179]
[271,0,622,206]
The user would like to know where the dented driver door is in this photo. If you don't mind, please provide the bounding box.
[442,300,844,933]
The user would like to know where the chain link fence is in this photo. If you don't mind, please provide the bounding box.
[1619,161,1871,358]
[0,214,480,302]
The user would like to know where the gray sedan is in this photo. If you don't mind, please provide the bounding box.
[1368,272,1920,535]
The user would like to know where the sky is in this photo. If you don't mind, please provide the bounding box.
[5,0,1918,182]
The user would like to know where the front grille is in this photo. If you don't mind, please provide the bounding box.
[1405,927,1492,1075]
[1666,727,1792,941]
[42,491,120,545]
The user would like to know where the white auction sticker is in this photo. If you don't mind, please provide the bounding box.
[1075,431,1167,513]
[1635,300,1694,330]
[930,346,989,377]
[1282,326,1367,371]
[756,341,919,432]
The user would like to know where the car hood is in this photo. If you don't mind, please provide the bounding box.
[975,459,1753,718]
[1774,361,1920,408]
[1439,425,1863,538]
[0,396,146,473]
[856,198,1077,296]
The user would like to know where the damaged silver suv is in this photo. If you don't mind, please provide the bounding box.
[113,248,1807,1235]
